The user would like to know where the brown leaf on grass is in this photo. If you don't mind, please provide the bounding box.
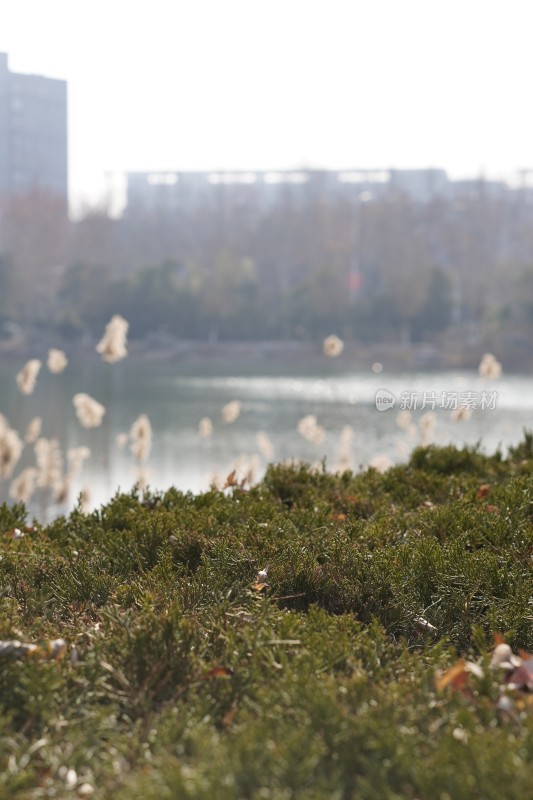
[45,639,67,660]
[435,659,483,693]
[201,666,233,680]
[330,512,347,522]
[435,659,469,692]
[476,483,491,499]
[485,505,499,514]
[251,581,269,593]
[222,704,238,727]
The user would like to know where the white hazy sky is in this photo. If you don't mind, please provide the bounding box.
[2,0,533,207]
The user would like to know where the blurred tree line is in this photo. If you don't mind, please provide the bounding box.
[1,181,533,345]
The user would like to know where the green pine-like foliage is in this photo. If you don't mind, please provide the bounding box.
[0,435,532,798]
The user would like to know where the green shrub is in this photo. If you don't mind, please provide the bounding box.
[0,435,532,797]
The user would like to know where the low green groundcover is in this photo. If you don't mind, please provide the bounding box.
[0,434,532,799]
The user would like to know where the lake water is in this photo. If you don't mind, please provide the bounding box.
[0,354,531,518]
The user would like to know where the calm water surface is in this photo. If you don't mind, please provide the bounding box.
[0,356,531,517]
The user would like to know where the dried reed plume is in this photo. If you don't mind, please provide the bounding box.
[479,353,502,380]
[256,431,274,461]
[396,439,410,459]
[198,417,213,438]
[67,446,91,477]
[396,410,412,430]
[34,437,63,490]
[134,467,151,492]
[129,414,152,463]
[73,393,106,428]
[116,432,129,449]
[16,359,41,395]
[9,467,38,504]
[54,477,71,505]
[419,411,436,446]
[369,454,393,473]
[297,414,326,445]
[47,348,68,374]
[335,424,354,473]
[0,423,23,479]
[323,334,344,358]
[25,416,42,444]
[221,400,241,424]
[451,405,472,422]
[96,315,129,363]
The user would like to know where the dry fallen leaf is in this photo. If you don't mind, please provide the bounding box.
[435,659,483,693]
[224,470,237,488]
[201,666,233,680]
[330,512,347,521]
[435,659,469,692]
[251,581,269,593]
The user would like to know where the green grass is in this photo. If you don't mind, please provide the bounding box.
[0,435,532,798]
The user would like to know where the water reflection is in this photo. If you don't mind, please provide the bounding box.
[0,356,531,518]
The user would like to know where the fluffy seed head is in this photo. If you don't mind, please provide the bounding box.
[323,334,344,358]
[16,359,41,395]
[96,315,129,363]
[25,416,42,443]
[396,410,412,430]
[0,425,23,479]
[116,432,129,449]
[129,414,153,463]
[369,454,393,473]
[9,467,38,504]
[47,348,68,374]
[297,414,325,444]
[35,437,63,489]
[256,431,274,461]
[73,393,106,428]
[479,353,502,380]
[198,417,213,438]
[451,405,472,422]
[67,446,91,476]
[221,400,241,424]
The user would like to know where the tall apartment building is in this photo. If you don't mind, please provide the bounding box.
[0,52,68,200]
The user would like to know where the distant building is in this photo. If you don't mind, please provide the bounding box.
[388,168,449,202]
[124,167,451,215]
[126,169,458,212]
[0,52,68,200]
